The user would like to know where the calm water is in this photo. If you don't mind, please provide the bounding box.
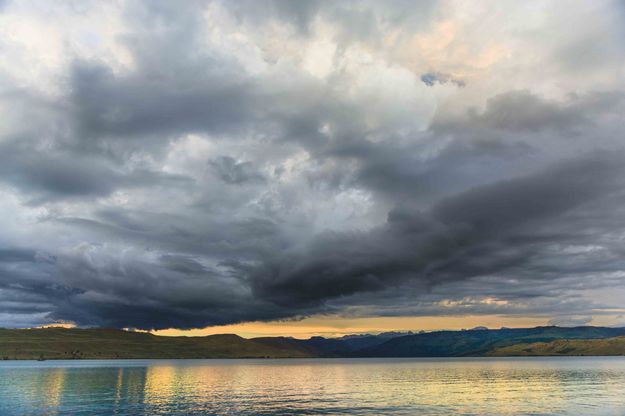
[1,357,624,415]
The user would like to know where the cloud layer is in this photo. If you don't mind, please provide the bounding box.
[1,0,625,329]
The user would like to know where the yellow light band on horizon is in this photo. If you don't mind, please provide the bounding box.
[153,315,555,339]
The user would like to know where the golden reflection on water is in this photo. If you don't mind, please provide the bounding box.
[35,368,67,410]
[144,365,177,407]
[1,358,625,415]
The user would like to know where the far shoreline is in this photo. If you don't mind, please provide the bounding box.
[2,326,625,360]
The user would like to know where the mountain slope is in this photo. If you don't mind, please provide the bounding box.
[486,336,625,356]
[361,326,625,357]
[0,328,316,360]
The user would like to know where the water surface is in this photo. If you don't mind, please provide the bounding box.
[1,357,624,415]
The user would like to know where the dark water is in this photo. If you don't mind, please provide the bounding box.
[1,357,624,415]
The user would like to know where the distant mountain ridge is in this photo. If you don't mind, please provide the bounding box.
[358,326,625,357]
[1,326,625,360]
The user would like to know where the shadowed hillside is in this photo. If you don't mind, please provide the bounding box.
[486,336,625,356]
[360,326,625,357]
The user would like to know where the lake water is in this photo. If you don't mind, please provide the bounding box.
[1,357,624,415]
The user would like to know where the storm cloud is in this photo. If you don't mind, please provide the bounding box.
[1,0,625,330]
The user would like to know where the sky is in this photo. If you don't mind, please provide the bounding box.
[1,0,625,338]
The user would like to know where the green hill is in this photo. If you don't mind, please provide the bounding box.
[486,336,625,356]
[0,328,316,360]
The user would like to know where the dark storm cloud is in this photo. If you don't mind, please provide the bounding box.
[224,0,323,34]
[0,248,64,328]
[0,248,37,263]
[223,0,438,41]
[431,154,618,231]
[60,211,287,260]
[1,0,625,330]
[434,90,624,133]
[300,89,623,207]
[43,246,325,329]
[210,156,265,185]
[251,153,625,309]
[71,62,261,143]
[0,139,191,202]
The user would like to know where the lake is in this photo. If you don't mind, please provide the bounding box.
[1,357,624,415]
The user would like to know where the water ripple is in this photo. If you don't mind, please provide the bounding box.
[1,357,625,415]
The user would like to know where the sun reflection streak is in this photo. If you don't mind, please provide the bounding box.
[1,358,624,415]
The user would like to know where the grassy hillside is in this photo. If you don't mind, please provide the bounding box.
[0,328,316,360]
[2,326,625,360]
[486,336,625,356]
